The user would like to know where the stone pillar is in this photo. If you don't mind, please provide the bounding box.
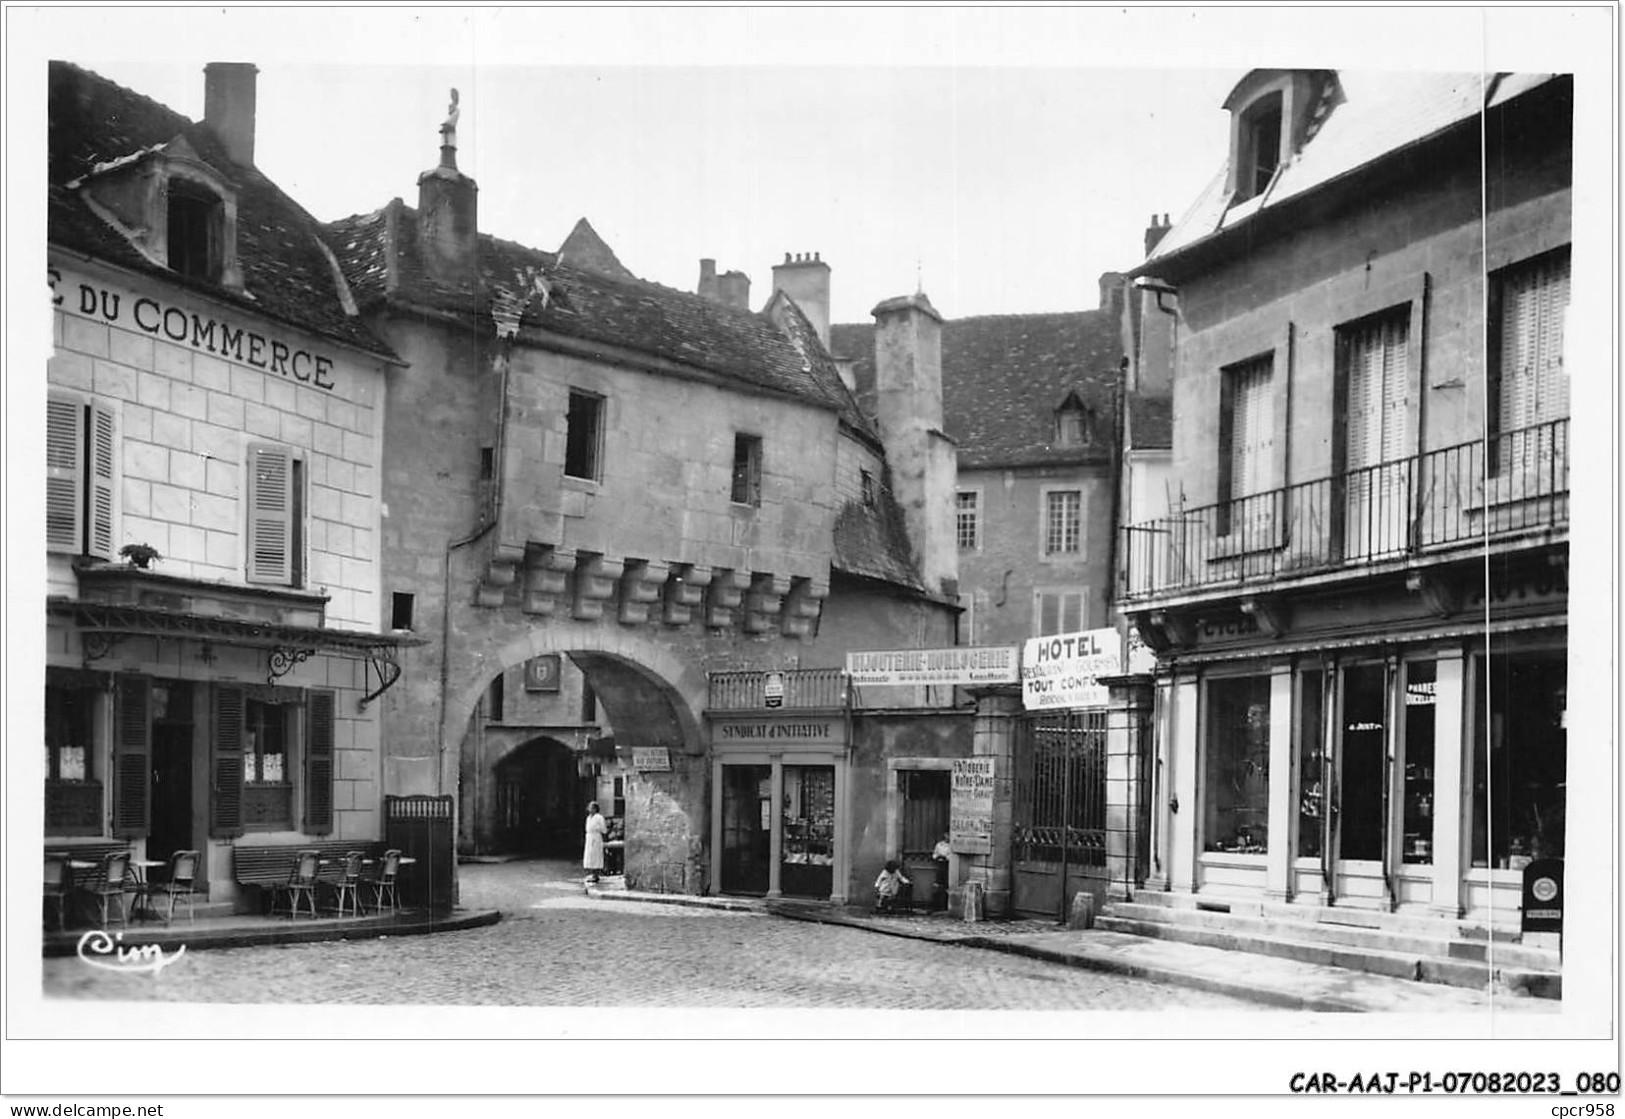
[1102,674,1155,900]
[831,758,850,905]
[767,760,784,898]
[1430,650,1466,918]
[958,685,1021,918]
[1265,666,1295,902]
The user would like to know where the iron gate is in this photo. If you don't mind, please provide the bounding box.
[1012,708,1107,920]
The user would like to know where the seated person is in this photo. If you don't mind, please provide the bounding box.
[874,859,912,914]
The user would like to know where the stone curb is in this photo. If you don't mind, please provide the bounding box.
[587,888,766,912]
[42,908,503,957]
[767,903,1364,1012]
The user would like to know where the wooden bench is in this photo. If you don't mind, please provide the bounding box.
[232,841,389,888]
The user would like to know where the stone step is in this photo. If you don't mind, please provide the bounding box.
[1103,901,1559,970]
[1093,915,1560,998]
[1131,889,1526,942]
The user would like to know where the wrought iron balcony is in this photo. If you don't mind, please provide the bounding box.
[706,667,850,712]
[1119,418,1569,604]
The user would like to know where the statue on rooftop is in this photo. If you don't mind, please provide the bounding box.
[441,88,460,150]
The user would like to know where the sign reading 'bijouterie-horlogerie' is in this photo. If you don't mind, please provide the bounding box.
[846,646,1020,687]
[1021,628,1123,710]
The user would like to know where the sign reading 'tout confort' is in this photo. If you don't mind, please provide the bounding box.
[51,267,340,392]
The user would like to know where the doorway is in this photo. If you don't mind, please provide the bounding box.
[899,769,950,910]
[493,738,584,856]
[148,680,194,866]
[720,764,771,895]
[1326,662,1392,906]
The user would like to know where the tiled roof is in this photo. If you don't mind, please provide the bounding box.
[1145,71,1563,267]
[47,62,392,358]
[832,309,1124,471]
[831,487,926,593]
[328,200,859,422]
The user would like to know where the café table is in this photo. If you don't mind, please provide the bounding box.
[127,859,167,921]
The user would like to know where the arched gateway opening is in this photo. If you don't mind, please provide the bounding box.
[452,630,708,892]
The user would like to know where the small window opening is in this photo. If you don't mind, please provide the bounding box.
[488,672,505,723]
[860,469,876,507]
[564,391,603,481]
[391,592,415,631]
[479,447,494,480]
[167,183,221,282]
[1238,93,1284,201]
[731,434,762,506]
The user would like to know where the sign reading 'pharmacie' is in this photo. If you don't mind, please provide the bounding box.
[1021,627,1124,710]
[51,267,340,392]
[845,646,1020,687]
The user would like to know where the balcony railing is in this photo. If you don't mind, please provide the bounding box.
[1119,418,1569,603]
[706,668,850,711]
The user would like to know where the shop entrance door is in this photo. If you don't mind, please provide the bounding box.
[900,770,950,910]
[1328,662,1393,907]
[720,764,771,895]
[148,681,194,866]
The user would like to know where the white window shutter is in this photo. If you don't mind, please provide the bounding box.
[87,402,117,560]
[247,443,292,584]
[46,394,85,553]
[1230,357,1274,497]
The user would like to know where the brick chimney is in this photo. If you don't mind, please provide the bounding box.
[417,89,479,291]
[871,292,958,599]
[771,252,830,349]
[203,63,258,167]
[1143,213,1172,257]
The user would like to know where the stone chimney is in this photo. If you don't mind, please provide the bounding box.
[871,292,958,599]
[697,259,751,310]
[1143,213,1172,257]
[417,88,479,291]
[203,63,258,167]
[1098,271,1127,317]
[771,252,830,349]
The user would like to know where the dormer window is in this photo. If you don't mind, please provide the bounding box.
[167,180,224,282]
[1237,93,1283,201]
[1056,393,1094,447]
[70,135,244,291]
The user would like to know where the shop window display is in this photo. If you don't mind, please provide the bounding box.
[1401,661,1437,865]
[1473,652,1566,868]
[781,765,835,897]
[1296,670,1325,859]
[1204,675,1271,854]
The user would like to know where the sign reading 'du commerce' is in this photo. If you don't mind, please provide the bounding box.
[1021,627,1123,710]
[845,646,1020,688]
[51,267,340,392]
[949,758,996,854]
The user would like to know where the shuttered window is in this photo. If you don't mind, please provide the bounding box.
[246,443,296,585]
[210,684,246,837]
[1488,248,1566,457]
[46,391,116,559]
[112,675,151,838]
[1342,312,1410,471]
[1217,355,1274,536]
[1036,589,1086,636]
[304,690,336,835]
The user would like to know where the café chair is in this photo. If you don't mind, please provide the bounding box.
[329,851,366,918]
[43,854,70,931]
[270,849,321,919]
[153,849,201,926]
[83,850,133,929]
[362,849,402,915]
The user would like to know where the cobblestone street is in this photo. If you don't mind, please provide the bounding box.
[41,859,1267,1011]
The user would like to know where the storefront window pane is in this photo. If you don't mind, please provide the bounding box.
[1297,670,1325,859]
[782,764,835,899]
[1402,661,1437,865]
[1472,652,1566,868]
[1203,675,1271,854]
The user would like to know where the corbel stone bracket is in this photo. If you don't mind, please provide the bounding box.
[780,576,828,639]
[1239,595,1289,638]
[618,559,670,625]
[522,546,577,615]
[572,553,625,621]
[477,542,527,607]
[743,573,791,634]
[705,568,753,628]
[662,564,713,626]
[1406,570,1461,618]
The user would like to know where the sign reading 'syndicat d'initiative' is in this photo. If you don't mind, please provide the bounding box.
[950,758,996,854]
[846,646,1020,687]
[1021,628,1123,710]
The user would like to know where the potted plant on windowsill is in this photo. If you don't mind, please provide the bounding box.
[119,543,163,570]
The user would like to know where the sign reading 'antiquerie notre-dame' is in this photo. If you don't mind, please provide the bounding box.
[50,267,338,392]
